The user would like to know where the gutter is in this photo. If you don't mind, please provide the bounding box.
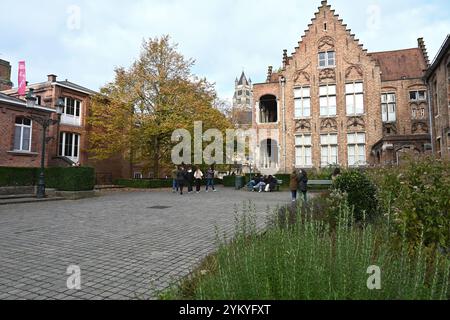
[426,81,435,154]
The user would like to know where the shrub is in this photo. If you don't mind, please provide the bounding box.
[0,166,95,191]
[0,167,36,186]
[368,156,450,251]
[332,170,380,223]
[44,167,95,191]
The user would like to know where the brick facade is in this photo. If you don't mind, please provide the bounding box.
[0,59,13,91]
[0,93,53,167]
[252,0,431,172]
[425,35,450,159]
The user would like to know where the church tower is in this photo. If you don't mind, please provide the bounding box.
[232,71,253,127]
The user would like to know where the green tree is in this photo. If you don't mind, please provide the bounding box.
[88,35,231,177]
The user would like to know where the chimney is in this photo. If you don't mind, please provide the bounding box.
[282,50,288,69]
[266,66,273,83]
[417,38,430,67]
[47,74,57,82]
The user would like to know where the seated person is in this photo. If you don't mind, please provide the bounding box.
[267,175,278,192]
[247,175,261,190]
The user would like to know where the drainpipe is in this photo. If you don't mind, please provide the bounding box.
[280,76,287,173]
[426,81,435,154]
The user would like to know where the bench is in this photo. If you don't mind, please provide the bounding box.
[308,180,333,186]
[247,179,283,192]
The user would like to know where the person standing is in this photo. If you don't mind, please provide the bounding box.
[186,166,194,194]
[290,170,299,202]
[171,166,178,193]
[298,169,309,202]
[194,167,203,193]
[176,166,187,195]
[206,167,216,192]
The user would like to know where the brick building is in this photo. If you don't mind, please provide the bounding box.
[0,93,55,167]
[0,59,13,91]
[425,35,450,159]
[252,0,432,173]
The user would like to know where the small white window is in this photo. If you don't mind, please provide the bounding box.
[295,135,312,167]
[319,51,336,68]
[294,87,311,118]
[346,82,364,115]
[14,117,32,152]
[348,133,366,166]
[381,93,396,123]
[321,134,338,167]
[320,84,337,117]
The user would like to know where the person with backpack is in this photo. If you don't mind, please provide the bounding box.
[194,167,203,194]
[206,167,216,192]
[298,169,309,202]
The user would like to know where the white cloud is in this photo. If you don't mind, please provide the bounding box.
[1,0,448,100]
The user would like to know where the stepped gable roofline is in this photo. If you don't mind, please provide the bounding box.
[369,48,428,81]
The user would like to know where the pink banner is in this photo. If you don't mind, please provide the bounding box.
[18,61,26,96]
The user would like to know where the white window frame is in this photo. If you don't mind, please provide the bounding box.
[13,118,32,152]
[320,134,338,167]
[320,84,337,117]
[59,132,80,162]
[61,97,82,126]
[409,90,427,102]
[319,51,336,68]
[346,82,364,115]
[381,92,397,123]
[295,134,312,167]
[134,172,143,179]
[294,87,311,119]
[347,132,366,167]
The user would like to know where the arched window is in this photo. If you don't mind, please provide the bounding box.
[14,117,32,152]
[259,95,278,123]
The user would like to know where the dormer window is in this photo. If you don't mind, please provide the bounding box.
[319,51,335,68]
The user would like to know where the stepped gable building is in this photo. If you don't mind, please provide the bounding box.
[424,35,450,159]
[232,71,253,128]
[252,0,432,172]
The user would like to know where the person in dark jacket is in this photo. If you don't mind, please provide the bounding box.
[298,169,309,202]
[186,166,194,194]
[206,167,216,192]
[268,175,278,192]
[176,166,187,195]
[290,170,299,202]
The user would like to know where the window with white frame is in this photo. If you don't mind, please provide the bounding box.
[61,97,82,126]
[321,134,338,167]
[347,132,366,166]
[14,117,32,152]
[295,135,312,167]
[381,93,396,123]
[320,84,337,117]
[58,132,80,161]
[318,51,335,68]
[134,172,143,179]
[409,90,427,101]
[294,87,311,118]
[346,82,364,115]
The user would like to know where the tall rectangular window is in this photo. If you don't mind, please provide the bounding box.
[348,133,366,166]
[13,118,32,152]
[320,134,338,167]
[294,87,311,118]
[295,135,312,167]
[381,93,396,122]
[59,132,81,161]
[319,51,335,68]
[320,84,337,117]
[346,82,364,115]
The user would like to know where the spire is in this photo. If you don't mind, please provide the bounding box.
[237,71,249,86]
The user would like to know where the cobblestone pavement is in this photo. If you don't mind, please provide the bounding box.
[0,188,290,300]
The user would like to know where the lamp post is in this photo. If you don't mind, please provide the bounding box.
[26,89,64,199]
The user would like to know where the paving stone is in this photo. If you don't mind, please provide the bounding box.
[0,188,291,299]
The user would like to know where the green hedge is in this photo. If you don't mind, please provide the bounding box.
[0,167,95,191]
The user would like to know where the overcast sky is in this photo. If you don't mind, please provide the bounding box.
[1,0,449,102]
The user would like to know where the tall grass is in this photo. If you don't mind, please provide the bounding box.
[164,199,449,300]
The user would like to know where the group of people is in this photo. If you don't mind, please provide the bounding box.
[171,165,217,195]
[290,169,309,202]
[247,175,279,193]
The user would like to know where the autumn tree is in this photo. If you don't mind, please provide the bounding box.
[89,35,232,178]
